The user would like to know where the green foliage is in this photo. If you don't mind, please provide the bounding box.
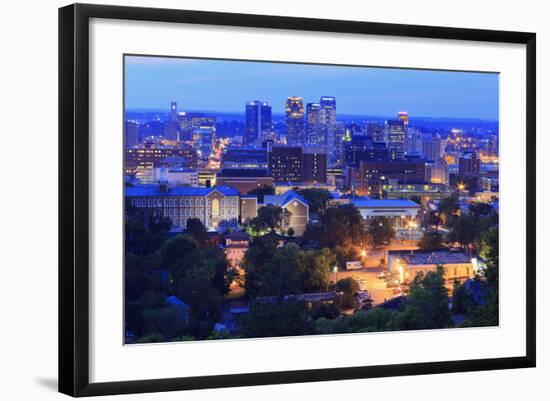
[437,194,459,227]
[366,217,395,247]
[241,301,314,338]
[135,333,165,343]
[125,203,171,256]
[417,230,444,251]
[248,204,290,235]
[296,188,333,215]
[304,204,365,248]
[186,217,207,246]
[297,248,336,292]
[311,302,341,320]
[451,279,474,314]
[142,305,188,340]
[336,277,360,295]
[447,215,477,252]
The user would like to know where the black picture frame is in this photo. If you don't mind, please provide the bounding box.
[59,3,536,397]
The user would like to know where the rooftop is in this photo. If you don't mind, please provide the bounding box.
[351,198,420,208]
[388,249,472,265]
[126,185,239,197]
[217,168,270,178]
[264,190,308,207]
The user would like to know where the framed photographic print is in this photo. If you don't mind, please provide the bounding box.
[58,3,536,397]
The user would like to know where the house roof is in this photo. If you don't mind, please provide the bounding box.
[351,198,420,209]
[388,249,471,265]
[264,190,308,207]
[126,185,239,197]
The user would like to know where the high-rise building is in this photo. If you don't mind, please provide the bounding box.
[397,111,409,129]
[268,144,303,183]
[285,96,305,145]
[302,146,327,184]
[320,96,337,161]
[458,151,480,176]
[367,122,384,142]
[405,128,422,154]
[170,101,178,122]
[422,134,444,161]
[177,112,216,141]
[245,100,272,145]
[306,103,323,144]
[425,158,449,185]
[385,119,405,160]
[344,136,374,167]
[267,144,327,184]
[125,121,139,148]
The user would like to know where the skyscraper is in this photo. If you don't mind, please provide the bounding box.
[285,96,305,145]
[397,111,409,129]
[306,103,323,144]
[245,100,272,145]
[320,96,337,161]
[422,134,444,161]
[367,122,384,142]
[385,119,405,160]
[170,101,178,122]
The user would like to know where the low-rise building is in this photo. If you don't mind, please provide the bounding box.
[126,185,252,231]
[387,249,475,284]
[224,231,250,268]
[264,190,309,236]
[151,167,199,186]
[350,198,420,229]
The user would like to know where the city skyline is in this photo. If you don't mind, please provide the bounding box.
[125,55,499,120]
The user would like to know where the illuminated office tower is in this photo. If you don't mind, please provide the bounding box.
[306,103,323,144]
[285,96,305,145]
[385,119,405,160]
[397,111,409,129]
[245,100,272,145]
[320,96,337,161]
[164,102,179,141]
[170,101,178,121]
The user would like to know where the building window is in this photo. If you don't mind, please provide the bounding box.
[169,199,174,207]
[148,199,152,207]
[164,199,168,207]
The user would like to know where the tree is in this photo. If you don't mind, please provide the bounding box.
[247,185,275,203]
[297,188,333,215]
[125,202,171,256]
[403,265,452,329]
[240,300,314,338]
[298,248,336,292]
[366,217,395,247]
[451,279,474,314]
[304,204,365,248]
[437,194,459,227]
[447,215,477,254]
[186,217,207,246]
[335,277,360,309]
[418,230,444,251]
[242,235,279,298]
[468,202,494,219]
[248,204,290,235]
[287,227,295,238]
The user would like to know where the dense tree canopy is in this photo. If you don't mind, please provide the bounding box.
[366,216,395,247]
[296,188,333,215]
[304,204,365,248]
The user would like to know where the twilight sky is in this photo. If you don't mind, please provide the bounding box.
[124,55,499,120]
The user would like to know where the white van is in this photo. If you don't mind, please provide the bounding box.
[346,261,362,270]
